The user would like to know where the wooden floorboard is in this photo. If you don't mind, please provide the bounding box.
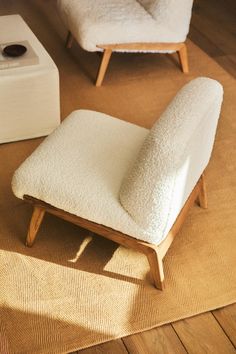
[172,312,236,354]
[213,303,236,348]
[122,325,187,354]
[189,0,236,78]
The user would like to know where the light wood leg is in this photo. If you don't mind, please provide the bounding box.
[146,249,165,290]
[26,206,46,247]
[177,44,189,73]
[95,49,112,87]
[198,174,208,209]
[65,31,74,49]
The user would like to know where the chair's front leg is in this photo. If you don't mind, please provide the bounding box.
[146,248,165,290]
[96,49,112,86]
[177,44,189,73]
[26,206,46,247]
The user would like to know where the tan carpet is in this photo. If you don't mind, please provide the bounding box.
[0,4,236,353]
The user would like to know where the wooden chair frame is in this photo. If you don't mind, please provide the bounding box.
[24,174,207,290]
[65,31,189,87]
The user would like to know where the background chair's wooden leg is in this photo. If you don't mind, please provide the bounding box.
[26,206,46,247]
[65,31,74,49]
[146,249,165,290]
[95,49,112,87]
[198,174,208,209]
[177,44,189,73]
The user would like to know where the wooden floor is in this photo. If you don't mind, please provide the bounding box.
[189,0,236,79]
[74,1,236,353]
[0,0,235,353]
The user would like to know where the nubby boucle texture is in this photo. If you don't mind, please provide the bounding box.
[57,0,194,52]
[12,78,223,245]
[120,78,223,241]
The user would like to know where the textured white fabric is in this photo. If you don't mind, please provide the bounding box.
[12,110,151,240]
[12,78,223,245]
[57,0,193,52]
[0,15,60,143]
[120,78,223,241]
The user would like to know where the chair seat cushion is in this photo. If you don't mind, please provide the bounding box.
[57,0,192,52]
[12,110,171,244]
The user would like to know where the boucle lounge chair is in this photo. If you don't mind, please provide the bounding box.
[57,0,194,86]
[12,78,223,290]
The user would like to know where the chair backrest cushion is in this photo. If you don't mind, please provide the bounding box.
[138,0,194,41]
[119,77,223,241]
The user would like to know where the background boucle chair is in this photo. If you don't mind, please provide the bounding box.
[57,0,194,86]
[12,77,223,290]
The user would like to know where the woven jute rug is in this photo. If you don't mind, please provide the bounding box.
[0,9,236,351]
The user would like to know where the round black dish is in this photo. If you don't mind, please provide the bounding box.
[3,44,27,57]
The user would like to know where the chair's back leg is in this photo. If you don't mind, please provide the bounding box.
[146,248,165,290]
[65,31,74,49]
[26,206,46,247]
[198,173,208,209]
[96,49,112,86]
[177,44,189,73]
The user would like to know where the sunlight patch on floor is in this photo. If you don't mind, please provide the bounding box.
[68,233,93,263]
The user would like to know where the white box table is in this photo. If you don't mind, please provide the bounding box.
[0,15,60,143]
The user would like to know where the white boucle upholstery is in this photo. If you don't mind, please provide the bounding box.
[120,78,223,241]
[12,110,151,240]
[12,78,223,245]
[57,0,193,52]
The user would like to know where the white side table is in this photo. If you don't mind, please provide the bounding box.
[0,15,60,143]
